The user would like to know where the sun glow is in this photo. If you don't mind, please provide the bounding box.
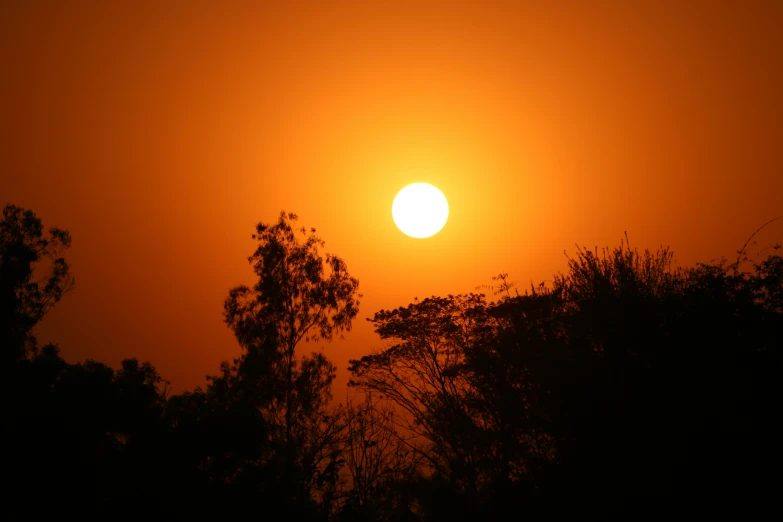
[392,183,449,238]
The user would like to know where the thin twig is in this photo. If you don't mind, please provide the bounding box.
[733,216,783,275]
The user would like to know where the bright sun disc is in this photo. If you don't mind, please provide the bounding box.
[392,183,449,238]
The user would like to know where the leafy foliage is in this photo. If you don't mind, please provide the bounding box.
[0,204,73,363]
[216,211,361,515]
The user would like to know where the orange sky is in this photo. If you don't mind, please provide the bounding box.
[3,1,782,396]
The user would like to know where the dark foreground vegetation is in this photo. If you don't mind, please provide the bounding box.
[3,204,782,520]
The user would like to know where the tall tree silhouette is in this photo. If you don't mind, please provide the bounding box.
[222,211,361,514]
[0,204,73,364]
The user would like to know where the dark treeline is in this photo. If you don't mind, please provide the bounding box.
[3,204,782,520]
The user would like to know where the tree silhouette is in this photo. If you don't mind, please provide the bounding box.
[6,345,170,519]
[338,393,425,521]
[348,292,559,515]
[348,294,503,503]
[219,211,361,514]
[0,204,73,365]
[350,238,783,517]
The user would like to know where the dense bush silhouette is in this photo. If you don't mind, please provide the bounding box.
[349,238,783,518]
[3,204,781,520]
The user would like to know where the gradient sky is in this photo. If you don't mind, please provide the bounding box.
[3,2,782,395]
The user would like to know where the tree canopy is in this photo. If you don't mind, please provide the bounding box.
[0,204,73,364]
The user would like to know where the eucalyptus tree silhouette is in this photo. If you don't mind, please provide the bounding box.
[220,211,361,514]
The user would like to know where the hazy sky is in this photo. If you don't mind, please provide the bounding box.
[3,1,782,394]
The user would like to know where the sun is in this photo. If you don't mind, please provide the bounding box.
[392,183,449,238]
